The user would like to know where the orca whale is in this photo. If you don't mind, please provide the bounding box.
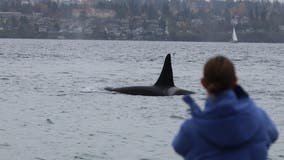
[105,54,194,96]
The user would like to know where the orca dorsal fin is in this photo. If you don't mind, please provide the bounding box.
[154,54,175,87]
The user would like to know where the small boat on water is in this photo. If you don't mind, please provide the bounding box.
[231,26,238,43]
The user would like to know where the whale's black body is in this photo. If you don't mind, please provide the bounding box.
[105,54,194,96]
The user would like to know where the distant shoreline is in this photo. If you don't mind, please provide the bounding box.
[0,32,284,43]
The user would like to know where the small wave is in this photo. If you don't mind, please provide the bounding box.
[80,90,94,93]
[16,53,32,58]
[80,86,111,94]
[0,97,7,102]
[75,153,109,160]
[56,91,67,96]
[0,143,11,148]
[96,130,112,135]
[57,72,71,75]
[34,157,46,160]
[170,115,185,120]
[80,86,99,93]
[0,77,9,80]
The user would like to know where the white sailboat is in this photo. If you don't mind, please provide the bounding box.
[231,26,238,43]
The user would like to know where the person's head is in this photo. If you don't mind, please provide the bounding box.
[201,56,237,95]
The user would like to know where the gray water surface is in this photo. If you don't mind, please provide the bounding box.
[0,39,283,160]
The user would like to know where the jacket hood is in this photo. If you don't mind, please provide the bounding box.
[193,90,260,148]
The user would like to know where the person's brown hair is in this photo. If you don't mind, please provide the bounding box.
[203,56,237,94]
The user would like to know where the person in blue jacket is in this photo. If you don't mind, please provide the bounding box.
[172,56,278,160]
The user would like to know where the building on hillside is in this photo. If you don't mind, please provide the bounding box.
[191,18,203,27]
[279,25,284,32]
[72,8,116,19]
[0,12,22,26]
[55,0,82,5]
[0,12,22,18]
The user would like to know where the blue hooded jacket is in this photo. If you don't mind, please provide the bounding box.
[172,86,278,160]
